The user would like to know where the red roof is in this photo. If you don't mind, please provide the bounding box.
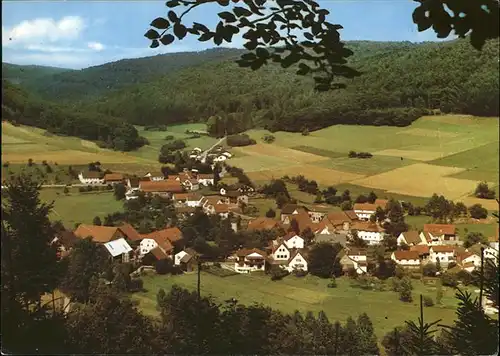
[235,248,267,258]
[104,173,124,182]
[431,246,455,253]
[410,244,430,255]
[150,247,169,260]
[247,217,280,231]
[424,224,456,235]
[118,223,141,241]
[139,180,184,193]
[393,250,420,261]
[351,221,385,233]
[353,199,388,212]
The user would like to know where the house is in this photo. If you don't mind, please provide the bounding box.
[174,248,198,272]
[222,152,232,158]
[456,251,481,272]
[74,224,126,243]
[103,173,124,185]
[118,223,142,243]
[51,230,79,258]
[467,243,499,262]
[341,248,367,274]
[139,227,183,257]
[315,210,359,234]
[103,238,133,263]
[174,193,204,207]
[125,190,140,200]
[308,209,327,223]
[126,177,140,190]
[350,221,386,245]
[423,224,457,243]
[197,174,214,186]
[271,242,291,261]
[397,231,425,247]
[213,204,232,219]
[139,180,184,197]
[144,172,165,181]
[78,171,104,185]
[410,244,431,261]
[285,212,317,233]
[281,232,305,249]
[280,204,309,224]
[353,199,388,220]
[429,246,455,264]
[182,178,200,191]
[247,217,281,231]
[286,251,308,272]
[221,190,248,205]
[175,206,197,219]
[391,250,421,269]
[232,248,267,273]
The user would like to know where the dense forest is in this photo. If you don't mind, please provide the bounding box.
[73,39,499,132]
[3,48,245,102]
[2,63,73,87]
[3,39,499,135]
[1,81,146,151]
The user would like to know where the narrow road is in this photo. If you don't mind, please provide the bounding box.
[200,136,226,163]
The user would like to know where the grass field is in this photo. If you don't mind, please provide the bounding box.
[133,273,471,339]
[40,188,123,227]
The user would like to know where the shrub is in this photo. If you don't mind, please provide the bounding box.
[155,258,174,275]
[63,187,69,195]
[456,270,473,285]
[164,135,175,141]
[262,134,276,143]
[423,296,434,307]
[265,208,276,218]
[214,262,221,268]
[128,278,144,292]
[294,269,308,278]
[423,262,438,277]
[327,277,337,288]
[399,277,413,302]
[78,187,85,193]
[269,266,289,281]
[347,267,358,278]
[441,272,458,287]
[301,128,310,136]
[2,162,9,168]
[226,134,256,147]
[468,204,488,219]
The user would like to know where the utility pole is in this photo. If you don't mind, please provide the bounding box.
[197,258,202,301]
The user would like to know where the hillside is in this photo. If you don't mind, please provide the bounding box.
[1,80,146,151]
[2,63,72,86]
[76,39,499,132]
[9,48,245,102]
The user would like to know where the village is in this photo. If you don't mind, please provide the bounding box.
[56,152,500,295]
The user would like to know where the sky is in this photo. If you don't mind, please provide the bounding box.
[2,0,451,69]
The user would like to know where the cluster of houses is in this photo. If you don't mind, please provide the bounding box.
[188,146,233,163]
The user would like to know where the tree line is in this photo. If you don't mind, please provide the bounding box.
[67,39,499,134]
[2,80,147,151]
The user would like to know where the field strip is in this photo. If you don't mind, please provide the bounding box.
[373,149,445,161]
[350,163,494,200]
[455,196,499,211]
[247,164,365,186]
[398,127,460,138]
[232,144,329,163]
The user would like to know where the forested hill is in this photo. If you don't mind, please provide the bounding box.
[2,80,146,151]
[6,48,245,102]
[2,63,73,87]
[77,39,499,132]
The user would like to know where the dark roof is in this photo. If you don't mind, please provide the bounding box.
[56,230,78,248]
[225,190,241,198]
[315,233,347,245]
[281,204,305,214]
[81,171,103,179]
[150,247,169,260]
[401,231,421,245]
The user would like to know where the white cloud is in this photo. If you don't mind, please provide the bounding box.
[87,41,105,51]
[3,16,85,47]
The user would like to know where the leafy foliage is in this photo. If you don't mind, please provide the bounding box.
[308,242,343,278]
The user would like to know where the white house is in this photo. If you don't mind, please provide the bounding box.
[144,172,165,181]
[391,250,421,269]
[78,171,104,185]
[429,246,455,264]
[285,251,308,272]
[272,243,291,261]
[341,248,368,274]
[423,224,457,244]
[351,221,385,245]
[197,174,214,186]
[456,251,481,272]
[139,238,158,256]
[232,248,267,273]
[184,194,204,207]
[125,190,140,200]
[353,199,388,220]
[397,231,425,246]
[282,232,305,250]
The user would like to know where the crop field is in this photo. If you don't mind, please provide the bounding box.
[133,272,474,339]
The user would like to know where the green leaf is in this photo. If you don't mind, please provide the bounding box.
[193,22,210,33]
[217,0,230,5]
[256,47,270,59]
[150,39,160,48]
[314,83,331,92]
[236,59,252,68]
[144,29,160,40]
[250,59,265,71]
[167,10,179,23]
[244,41,258,50]
[233,6,253,17]
[160,34,175,45]
[296,63,310,75]
[272,14,287,23]
[166,0,180,7]
[241,53,257,60]
[150,17,170,29]
[304,32,314,40]
[218,11,237,23]
[173,23,187,39]
[198,33,214,42]
[214,34,223,46]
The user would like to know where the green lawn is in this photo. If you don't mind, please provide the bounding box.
[405,215,496,238]
[292,146,346,159]
[334,183,430,206]
[40,188,123,228]
[2,163,79,185]
[313,155,418,176]
[133,273,467,339]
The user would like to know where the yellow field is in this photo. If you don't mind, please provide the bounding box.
[399,127,460,138]
[351,163,490,200]
[232,144,329,163]
[373,149,445,161]
[247,165,365,186]
[458,197,499,211]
